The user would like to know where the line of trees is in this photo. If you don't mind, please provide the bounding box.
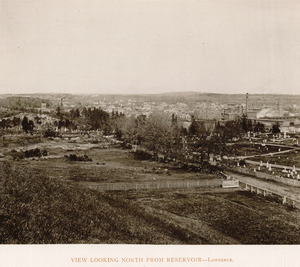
[0,103,273,148]
[113,113,269,164]
[114,113,221,162]
[0,96,51,111]
[53,107,124,134]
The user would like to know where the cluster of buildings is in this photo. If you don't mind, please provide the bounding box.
[71,94,300,134]
[221,94,300,133]
[2,93,300,135]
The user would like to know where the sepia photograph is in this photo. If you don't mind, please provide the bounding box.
[1,0,300,266]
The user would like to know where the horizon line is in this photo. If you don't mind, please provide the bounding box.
[0,91,300,96]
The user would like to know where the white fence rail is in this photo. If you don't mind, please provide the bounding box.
[87,179,222,191]
[239,180,300,209]
[232,167,300,187]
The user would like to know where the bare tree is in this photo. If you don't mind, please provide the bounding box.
[141,112,178,159]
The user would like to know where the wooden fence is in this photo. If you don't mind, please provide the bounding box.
[233,167,300,187]
[87,178,222,191]
[239,180,300,209]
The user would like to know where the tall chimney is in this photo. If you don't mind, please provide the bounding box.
[246,93,249,116]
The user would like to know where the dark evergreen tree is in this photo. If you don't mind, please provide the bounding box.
[272,122,281,134]
[21,116,29,133]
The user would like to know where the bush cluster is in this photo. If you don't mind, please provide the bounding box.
[43,129,59,138]
[66,154,92,162]
[24,148,47,158]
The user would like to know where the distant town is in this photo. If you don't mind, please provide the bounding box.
[1,92,300,134]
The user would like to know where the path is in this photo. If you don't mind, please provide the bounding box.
[228,171,300,201]
[231,147,299,160]
[235,141,298,149]
[245,160,300,171]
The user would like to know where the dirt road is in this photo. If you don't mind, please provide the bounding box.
[228,171,300,201]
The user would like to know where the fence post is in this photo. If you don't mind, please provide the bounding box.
[282,196,286,204]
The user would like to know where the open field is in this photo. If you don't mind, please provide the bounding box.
[1,135,43,148]
[0,162,211,244]
[1,135,300,244]
[1,134,218,183]
[2,160,300,244]
[115,188,300,244]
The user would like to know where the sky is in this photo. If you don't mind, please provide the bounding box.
[1,0,300,95]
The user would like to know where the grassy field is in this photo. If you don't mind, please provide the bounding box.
[1,159,300,244]
[116,188,300,244]
[1,135,43,148]
[10,146,218,184]
[2,160,300,244]
[0,162,211,244]
[1,136,300,244]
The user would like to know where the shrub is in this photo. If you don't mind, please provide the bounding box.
[133,150,152,160]
[43,129,58,138]
[67,154,92,162]
[24,148,42,158]
[239,159,246,166]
